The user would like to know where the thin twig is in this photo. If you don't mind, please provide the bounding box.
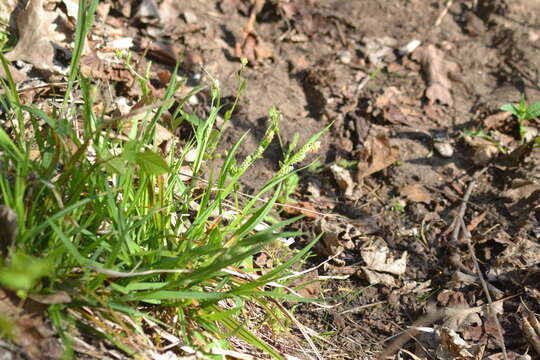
[460,218,508,360]
[435,0,454,26]
[522,307,540,356]
[449,168,487,244]
[270,298,324,360]
[450,175,477,244]
[339,301,384,315]
[379,311,442,359]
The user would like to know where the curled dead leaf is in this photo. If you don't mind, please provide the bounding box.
[361,268,398,287]
[436,326,482,360]
[503,180,540,220]
[483,111,512,130]
[280,201,319,219]
[463,135,500,165]
[413,44,460,106]
[3,0,66,81]
[400,184,433,204]
[357,134,400,181]
[361,247,408,276]
[233,0,273,64]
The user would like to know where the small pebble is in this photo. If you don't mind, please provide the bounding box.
[115,97,131,115]
[433,141,454,158]
[183,11,198,24]
[338,50,352,64]
[398,39,421,55]
[188,94,199,105]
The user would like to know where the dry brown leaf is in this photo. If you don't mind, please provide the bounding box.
[468,211,487,232]
[290,270,320,299]
[357,134,400,180]
[0,288,63,360]
[483,111,512,130]
[121,120,174,146]
[436,326,482,360]
[80,46,133,83]
[316,218,357,258]
[375,86,422,126]
[234,0,273,64]
[360,241,407,276]
[281,200,319,219]
[179,165,193,182]
[361,268,398,287]
[413,44,460,106]
[463,135,500,165]
[503,180,540,220]
[400,184,433,203]
[4,0,65,79]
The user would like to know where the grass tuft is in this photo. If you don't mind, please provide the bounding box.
[0,2,323,358]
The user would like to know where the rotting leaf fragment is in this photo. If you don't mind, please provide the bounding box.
[3,0,66,80]
[413,44,460,106]
[357,134,400,181]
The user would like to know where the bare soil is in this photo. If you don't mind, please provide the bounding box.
[189,0,540,358]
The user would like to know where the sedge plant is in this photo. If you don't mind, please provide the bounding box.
[0,1,325,358]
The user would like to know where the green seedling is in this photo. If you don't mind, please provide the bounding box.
[391,197,406,213]
[500,95,540,143]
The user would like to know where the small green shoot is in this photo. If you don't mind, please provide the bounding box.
[391,197,406,213]
[500,95,540,143]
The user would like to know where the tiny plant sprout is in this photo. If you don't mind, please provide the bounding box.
[500,95,540,143]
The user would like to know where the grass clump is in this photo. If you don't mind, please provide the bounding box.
[0,2,324,358]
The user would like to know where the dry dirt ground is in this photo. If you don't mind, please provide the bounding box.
[188,1,540,358]
[2,0,540,359]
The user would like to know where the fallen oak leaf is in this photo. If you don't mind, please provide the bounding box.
[234,0,273,64]
[360,238,407,276]
[413,44,460,106]
[357,134,400,180]
[502,180,540,220]
[3,0,65,80]
[400,184,433,203]
[463,134,500,165]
